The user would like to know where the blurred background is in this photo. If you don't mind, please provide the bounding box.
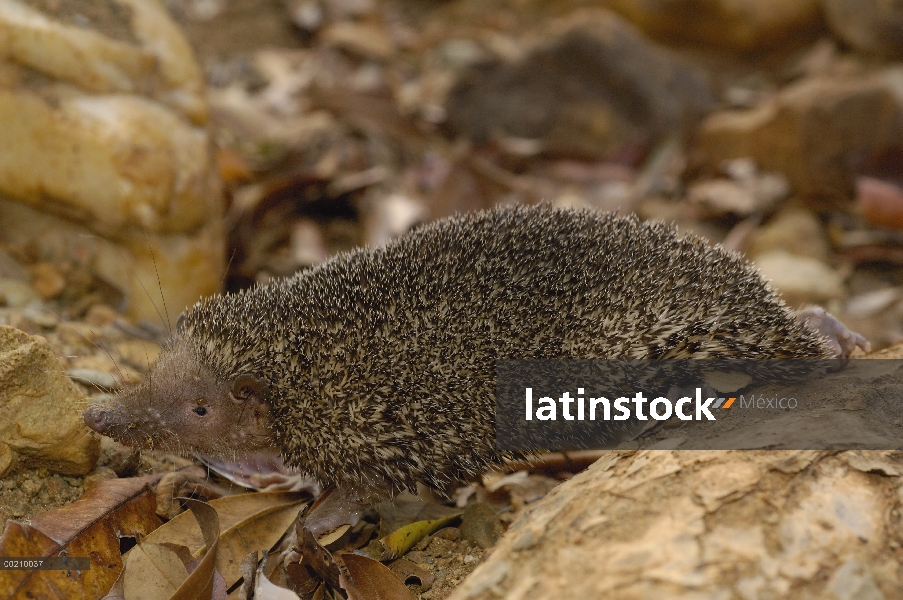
[3,2,903,587]
[2,0,903,349]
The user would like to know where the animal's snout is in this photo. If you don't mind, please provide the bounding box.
[83,405,109,434]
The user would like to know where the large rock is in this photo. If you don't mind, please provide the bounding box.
[451,449,903,599]
[450,341,903,599]
[0,325,99,477]
[0,0,223,325]
[608,0,821,51]
[698,69,903,203]
[444,10,714,161]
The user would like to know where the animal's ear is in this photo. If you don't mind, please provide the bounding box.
[231,373,268,403]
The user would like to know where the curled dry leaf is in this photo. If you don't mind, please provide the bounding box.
[122,542,190,599]
[0,474,163,599]
[386,558,436,591]
[119,499,225,600]
[342,553,417,600]
[169,500,222,600]
[298,526,343,589]
[318,524,352,546]
[138,491,308,589]
[255,553,302,599]
[155,465,222,519]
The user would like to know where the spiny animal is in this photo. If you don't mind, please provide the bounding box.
[83,204,868,533]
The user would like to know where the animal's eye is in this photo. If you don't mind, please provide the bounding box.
[194,406,207,416]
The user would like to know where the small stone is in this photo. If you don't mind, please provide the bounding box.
[19,478,42,498]
[434,527,460,541]
[321,21,394,60]
[5,493,30,518]
[68,368,120,392]
[746,208,830,262]
[460,502,503,549]
[754,251,844,306]
[84,304,118,327]
[56,321,98,347]
[83,466,118,489]
[30,262,66,300]
[22,307,58,329]
[0,278,39,308]
[286,0,324,31]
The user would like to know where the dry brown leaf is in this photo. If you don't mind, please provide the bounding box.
[140,491,307,588]
[386,558,435,591]
[298,527,343,589]
[342,553,417,600]
[0,474,163,599]
[169,500,221,600]
[317,524,351,546]
[122,543,190,599]
[119,499,224,600]
[255,555,302,599]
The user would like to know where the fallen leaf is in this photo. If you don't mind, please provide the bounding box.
[140,491,307,588]
[378,514,460,560]
[122,543,189,599]
[342,553,416,600]
[386,558,435,591]
[255,555,302,600]
[318,524,351,546]
[298,527,342,589]
[169,500,221,600]
[0,475,163,598]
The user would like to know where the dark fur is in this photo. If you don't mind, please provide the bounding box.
[158,205,832,492]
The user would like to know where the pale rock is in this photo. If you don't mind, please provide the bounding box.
[0,277,38,307]
[0,0,223,326]
[450,450,903,599]
[320,21,394,61]
[754,250,844,306]
[0,325,99,476]
[746,208,830,262]
[698,70,903,202]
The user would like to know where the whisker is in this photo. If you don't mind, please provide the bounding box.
[142,225,172,336]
